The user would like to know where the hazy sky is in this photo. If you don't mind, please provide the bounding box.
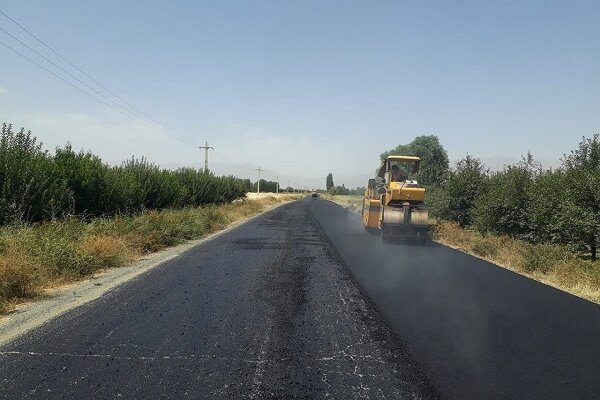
[1,1,599,187]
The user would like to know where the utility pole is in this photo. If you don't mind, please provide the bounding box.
[275,175,280,194]
[199,141,214,172]
[287,179,290,193]
[256,166,263,193]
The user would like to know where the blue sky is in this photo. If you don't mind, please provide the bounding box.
[1,1,599,187]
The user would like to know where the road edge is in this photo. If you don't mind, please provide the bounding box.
[0,200,294,348]
[322,197,599,305]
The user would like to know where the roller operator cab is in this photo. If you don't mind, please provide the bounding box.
[362,156,431,241]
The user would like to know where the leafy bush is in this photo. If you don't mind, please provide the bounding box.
[327,185,350,195]
[0,124,70,224]
[520,243,570,273]
[429,136,600,261]
[0,123,248,223]
[559,135,600,260]
[473,154,539,239]
[428,155,488,227]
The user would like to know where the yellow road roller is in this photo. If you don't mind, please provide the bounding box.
[362,155,431,241]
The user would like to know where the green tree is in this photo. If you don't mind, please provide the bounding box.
[328,184,349,195]
[0,124,70,223]
[350,186,366,196]
[428,155,488,227]
[381,135,449,186]
[54,145,114,217]
[528,169,564,243]
[326,173,334,190]
[473,153,539,238]
[251,179,279,193]
[558,135,600,260]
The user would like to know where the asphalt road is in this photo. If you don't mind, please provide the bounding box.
[310,198,600,400]
[1,198,599,399]
[0,199,438,399]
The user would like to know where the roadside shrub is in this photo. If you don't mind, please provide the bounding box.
[428,155,488,227]
[77,235,130,269]
[550,259,600,295]
[470,236,499,259]
[122,157,187,210]
[0,123,70,224]
[519,243,571,274]
[28,221,95,277]
[473,155,539,239]
[107,210,207,253]
[0,197,285,312]
[528,170,564,243]
[0,122,249,224]
[431,221,472,249]
[0,251,40,306]
[53,144,109,218]
[558,137,600,260]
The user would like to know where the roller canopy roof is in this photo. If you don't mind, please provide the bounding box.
[377,156,421,177]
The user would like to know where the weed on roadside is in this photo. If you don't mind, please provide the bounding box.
[0,196,287,313]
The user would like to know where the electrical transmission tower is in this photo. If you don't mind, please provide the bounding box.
[256,167,263,193]
[199,142,214,172]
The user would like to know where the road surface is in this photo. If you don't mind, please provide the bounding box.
[1,198,599,399]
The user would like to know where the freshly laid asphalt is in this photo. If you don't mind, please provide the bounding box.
[1,197,599,399]
[310,198,600,400]
[0,199,437,399]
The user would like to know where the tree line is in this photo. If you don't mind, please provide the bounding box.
[325,173,365,196]
[0,123,249,224]
[381,134,600,261]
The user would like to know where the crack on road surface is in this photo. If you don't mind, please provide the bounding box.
[245,208,321,399]
[0,200,439,399]
[235,203,438,399]
[0,350,260,363]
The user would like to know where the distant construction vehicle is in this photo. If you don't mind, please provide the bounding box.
[362,155,431,241]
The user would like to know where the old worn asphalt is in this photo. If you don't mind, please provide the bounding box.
[1,197,599,399]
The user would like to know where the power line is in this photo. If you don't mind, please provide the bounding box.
[0,10,196,146]
[0,11,316,186]
[0,38,194,146]
[0,27,153,126]
[0,39,193,146]
[0,10,180,138]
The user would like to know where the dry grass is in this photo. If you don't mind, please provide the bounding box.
[433,221,600,304]
[321,194,363,213]
[0,196,292,314]
[245,192,303,201]
[78,235,130,269]
[0,251,42,313]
